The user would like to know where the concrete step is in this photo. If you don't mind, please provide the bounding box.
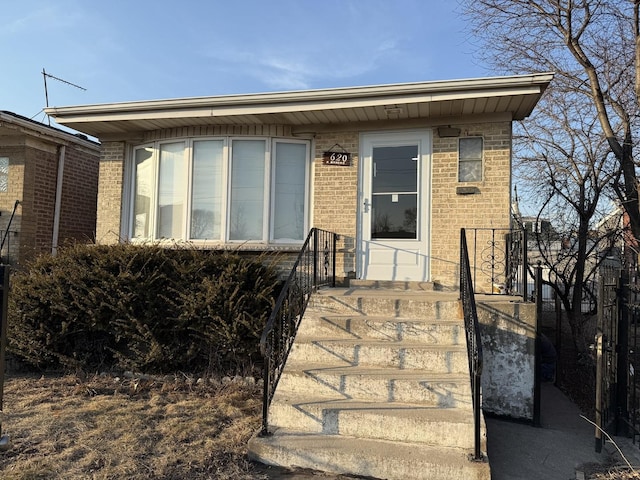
[268,397,484,450]
[310,289,461,319]
[275,365,472,406]
[297,314,464,345]
[288,339,469,373]
[348,279,437,291]
[248,430,490,480]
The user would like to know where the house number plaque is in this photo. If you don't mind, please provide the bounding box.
[322,151,351,166]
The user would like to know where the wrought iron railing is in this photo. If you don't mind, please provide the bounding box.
[460,228,484,461]
[0,230,17,265]
[465,227,528,297]
[594,264,621,452]
[1,200,20,265]
[259,228,338,436]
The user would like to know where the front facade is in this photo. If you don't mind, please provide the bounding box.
[46,74,552,288]
[0,112,100,264]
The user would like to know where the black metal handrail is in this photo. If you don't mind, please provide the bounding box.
[460,228,484,461]
[259,228,338,436]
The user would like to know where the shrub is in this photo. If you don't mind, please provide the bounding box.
[8,243,279,375]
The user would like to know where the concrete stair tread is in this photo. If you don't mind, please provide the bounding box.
[276,363,473,406]
[249,429,490,480]
[271,395,475,421]
[280,363,471,379]
[294,337,467,349]
[305,313,462,323]
[316,287,460,301]
[268,396,482,448]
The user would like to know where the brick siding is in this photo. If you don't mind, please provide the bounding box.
[96,141,126,244]
[95,122,512,288]
[0,137,99,265]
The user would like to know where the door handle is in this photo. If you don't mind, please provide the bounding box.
[363,199,370,213]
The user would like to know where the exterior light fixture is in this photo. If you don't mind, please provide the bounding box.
[437,126,461,137]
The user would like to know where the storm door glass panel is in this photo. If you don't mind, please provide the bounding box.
[230,140,266,241]
[371,145,418,239]
[273,142,306,241]
[190,140,224,240]
[133,147,154,239]
[157,142,186,239]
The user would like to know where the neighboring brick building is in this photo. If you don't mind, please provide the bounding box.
[0,112,100,264]
[46,74,552,288]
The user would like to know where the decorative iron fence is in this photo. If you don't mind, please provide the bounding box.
[0,230,18,265]
[594,264,624,452]
[259,228,338,436]
[459,228,484,461]
[464,228,528,297]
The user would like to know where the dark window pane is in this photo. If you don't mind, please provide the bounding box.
[371,194,417,239]
[372,145,418,194]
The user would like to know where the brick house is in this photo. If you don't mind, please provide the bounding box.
[0,111,100,264]
[45,74,552,288]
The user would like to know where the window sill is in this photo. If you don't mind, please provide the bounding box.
[128,239,303,252]
[456,186,481,195]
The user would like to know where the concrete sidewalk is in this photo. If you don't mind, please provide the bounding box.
[486,382,640,480]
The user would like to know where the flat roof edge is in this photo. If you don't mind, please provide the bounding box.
[44,73,554,119]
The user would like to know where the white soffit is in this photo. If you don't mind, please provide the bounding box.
[44,73,554,138]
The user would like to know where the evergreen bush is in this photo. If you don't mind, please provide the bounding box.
[7,244,279,375]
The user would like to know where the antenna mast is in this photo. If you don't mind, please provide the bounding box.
[42,68,86,125]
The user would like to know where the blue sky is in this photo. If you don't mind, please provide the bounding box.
[1,0,487,125]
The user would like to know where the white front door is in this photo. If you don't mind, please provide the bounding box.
[358,131,431,281]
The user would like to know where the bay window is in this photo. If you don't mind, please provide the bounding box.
[130,137,309,244]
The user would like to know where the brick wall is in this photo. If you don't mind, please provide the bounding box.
[431,122,512,288]
[0,145,25,263]
[57,144,99,245]
[312,133,359,277]
[96,141,126,244]
[93,123,512,288]
[28,145,58,258]
[0,138,99,264]
[311,123,512,288]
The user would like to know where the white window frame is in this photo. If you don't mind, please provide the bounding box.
[270,138,310,243]
[227,137,271,243]
[130,143,158,240]
[156,140,188,240]
[458,136,484,183]
[186,138,229,243]
[126,136,310,245]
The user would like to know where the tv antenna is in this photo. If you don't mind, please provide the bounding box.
[42,68,86,125]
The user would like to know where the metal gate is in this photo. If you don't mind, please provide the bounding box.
[595,265,636,452]
[595,265,621,452]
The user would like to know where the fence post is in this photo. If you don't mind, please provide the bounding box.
[554,291,562,388]
[595,332,604,452]
[0,265,10,450]
[616,269,629,436]
[534,263,542,427]
[332,233,337,288]
[312,229,318,289]
[522,228,528,298]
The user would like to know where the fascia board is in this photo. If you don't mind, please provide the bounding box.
[45,84,550,124]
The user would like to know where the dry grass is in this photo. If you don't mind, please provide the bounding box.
[589,466,640,480]
[0,373,270,479]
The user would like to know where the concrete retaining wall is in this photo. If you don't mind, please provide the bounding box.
[477,299,537,421]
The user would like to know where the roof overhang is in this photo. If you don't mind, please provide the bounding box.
[44,73,554,139]
[0,111,101,150]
